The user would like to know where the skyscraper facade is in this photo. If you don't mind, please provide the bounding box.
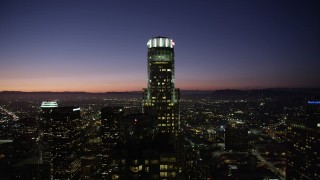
[99,37,183,180]
[39,101,58,177]
[51,107,82,179]
[287,101,320,179]
[143,37,180,135]
[40,103,82,180]
[101,106,124,179]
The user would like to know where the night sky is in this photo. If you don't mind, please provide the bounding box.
[1,0,319,92]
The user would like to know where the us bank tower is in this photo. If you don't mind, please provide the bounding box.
[143,37,180,135]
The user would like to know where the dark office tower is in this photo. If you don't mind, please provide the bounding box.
[287,101,320,179]
[51,107,82,179]
[143,37,180,135]
[110,114,180,180]
[39,101,58,177]
[100,106,124,179]
[225,121,248,152]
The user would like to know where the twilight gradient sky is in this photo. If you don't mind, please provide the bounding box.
[0,0,319,92]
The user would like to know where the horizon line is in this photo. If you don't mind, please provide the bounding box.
[1,87,320,94]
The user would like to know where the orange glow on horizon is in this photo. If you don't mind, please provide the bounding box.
[1,76,315,93]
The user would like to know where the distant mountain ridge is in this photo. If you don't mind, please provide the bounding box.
[1,88,320,97]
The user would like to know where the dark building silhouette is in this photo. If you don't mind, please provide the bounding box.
[101,106,124,179]
[287,100,320,179]
[119,113,157,141]
[225,121,248,152]
[143,37,180,135]
[111,114,180,180]
[40,101,58,164]
[9,117,50,180]
[184,147,210,179]
[51,106,82,179]
[40,102,82,179]
[39,101,58,178]
[10,157,50,180]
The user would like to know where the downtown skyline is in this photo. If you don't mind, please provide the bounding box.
[1,0,320,92]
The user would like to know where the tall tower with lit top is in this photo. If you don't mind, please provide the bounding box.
[143,37,180,135]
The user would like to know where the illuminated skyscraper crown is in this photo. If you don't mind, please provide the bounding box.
[147,37,175,48]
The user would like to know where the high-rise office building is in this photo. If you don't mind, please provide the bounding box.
[40,103,82,180]
[103,37,183,179]
[40,101,58,163]
[51,106,82,179]
[287,101,320,179]
[143,37,180,135]
[39,101,58,178]
[225,121,248,152]
[100,106,124,179]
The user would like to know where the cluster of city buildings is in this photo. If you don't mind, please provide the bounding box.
[0,37,319,180]
[36,37,183,179]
